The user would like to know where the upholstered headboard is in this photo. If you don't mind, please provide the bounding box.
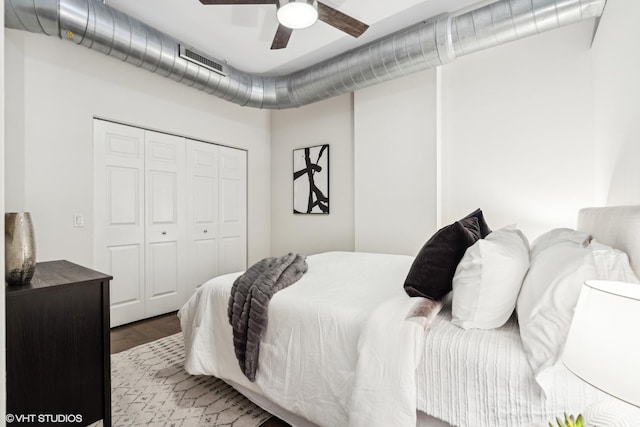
[577,205,640,276]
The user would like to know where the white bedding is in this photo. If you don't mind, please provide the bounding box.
[180,251,614,427]
[417,306,612,427]
[179,251,426,427]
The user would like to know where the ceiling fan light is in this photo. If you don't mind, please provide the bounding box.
[277,1,318,30]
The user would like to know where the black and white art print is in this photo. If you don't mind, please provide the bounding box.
[293,144,329,214]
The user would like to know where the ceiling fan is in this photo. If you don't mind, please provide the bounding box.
[198,0,369,50]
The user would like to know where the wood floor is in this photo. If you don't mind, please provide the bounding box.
[110,313,291,427]
[110,312,182,354]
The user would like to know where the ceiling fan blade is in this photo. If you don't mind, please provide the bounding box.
[199,0,276,5]
[271,24,293,50]
[317,2,369,38]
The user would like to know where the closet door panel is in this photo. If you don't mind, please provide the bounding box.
[94,120,145,327]
[108,245,142,306]
[194,239,218,290]
[220,238,241,274]
[219,147,247,275]
[145,131,187,317]
[109,167,139,225]
[186,140,219,297]
[148,241,179,296]
[148,171,177,224]
[194,176,216,224]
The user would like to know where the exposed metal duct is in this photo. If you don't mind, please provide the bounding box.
[4,0,605,109]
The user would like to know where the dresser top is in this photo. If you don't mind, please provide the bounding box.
[6,260,112,294]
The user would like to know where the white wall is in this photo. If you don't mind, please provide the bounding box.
[272,21,600,255]
[592,0,640,206]
[4,30,271,267]
[441,21,596,241]
[271,94,354,256]
[4,31,25,211]
[354,69,438,255]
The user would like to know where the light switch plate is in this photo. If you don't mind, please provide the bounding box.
[73,213,84,227]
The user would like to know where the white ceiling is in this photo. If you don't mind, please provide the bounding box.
[105,0,486,75]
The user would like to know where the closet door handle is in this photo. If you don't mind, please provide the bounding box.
[204,229,208,234]
[161,231,167,235]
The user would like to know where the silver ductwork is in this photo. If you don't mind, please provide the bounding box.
[5,0,605,109]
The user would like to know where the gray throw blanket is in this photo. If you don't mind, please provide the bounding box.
[228,253,308,381]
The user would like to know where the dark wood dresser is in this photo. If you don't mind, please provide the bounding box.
[6,260,112,426]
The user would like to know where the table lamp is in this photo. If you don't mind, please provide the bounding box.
[562,280,640,426]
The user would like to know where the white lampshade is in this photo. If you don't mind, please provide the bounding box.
[277,0,318,30]
[563,280,640,407]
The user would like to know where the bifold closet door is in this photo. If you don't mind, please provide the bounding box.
[186,140,219,297]
[219,146,247,275]
[186,141,248,293]
[94,120,146,327]
[144,131,187,318]
[95,120,246,326]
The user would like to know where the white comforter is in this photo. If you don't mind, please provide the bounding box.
[179,251,427,427]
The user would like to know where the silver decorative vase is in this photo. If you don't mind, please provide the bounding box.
[5,212,37,286]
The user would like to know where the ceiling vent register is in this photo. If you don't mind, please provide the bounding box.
[4,0,606,109]
[179,45,226,76]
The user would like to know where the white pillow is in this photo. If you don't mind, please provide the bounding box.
[451,225,530,330]
[517,239,639,392]
[529,228,590,260]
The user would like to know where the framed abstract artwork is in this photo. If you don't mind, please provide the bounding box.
[293,144,329,214]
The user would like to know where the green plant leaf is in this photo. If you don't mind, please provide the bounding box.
[549,413,584,427]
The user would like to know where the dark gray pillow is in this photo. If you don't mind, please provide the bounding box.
[462,208,492,238]
[404,217,481,300]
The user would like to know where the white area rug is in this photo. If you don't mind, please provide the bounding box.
[107,333,272,426]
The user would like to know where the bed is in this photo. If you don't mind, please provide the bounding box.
[178,206,640,427]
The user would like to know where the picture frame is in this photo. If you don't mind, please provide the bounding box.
[293,144,329,214]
